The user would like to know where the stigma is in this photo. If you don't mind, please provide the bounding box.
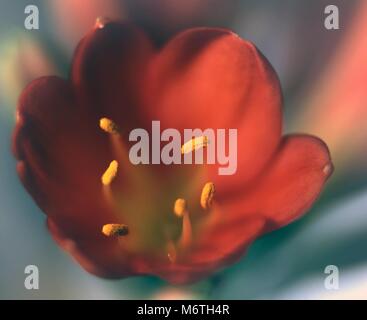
[101,160,119,186]
[102,224,129,237]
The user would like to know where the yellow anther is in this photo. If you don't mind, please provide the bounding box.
[181,136,209,154]
[99,117,119,134]
[101,160,118,186]
[173,198,187,218]
[102,224,129,237]
[200,182,215,210]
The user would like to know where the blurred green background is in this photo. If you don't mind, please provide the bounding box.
[1,0,367,299]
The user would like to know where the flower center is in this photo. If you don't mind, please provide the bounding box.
[98,117,216,263]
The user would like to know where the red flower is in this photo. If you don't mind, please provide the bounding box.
[13,21,333,284]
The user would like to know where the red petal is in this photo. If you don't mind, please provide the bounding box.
[72,22,154,132]
[141,28,282,191]
[47,218,135,278]
[223,134,333,230]
[13,23,155,236]
[151,134,332,284]
[13,77,116,237]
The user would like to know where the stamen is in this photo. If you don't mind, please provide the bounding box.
[200,182,215,210]
[102,224,129,237]
[179,212,192,249]
[173,198,187,218]
[181,136,209,154]
[99,117,120,134]
[101,160,118,186]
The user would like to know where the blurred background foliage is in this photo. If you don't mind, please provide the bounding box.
[0,0,367,299]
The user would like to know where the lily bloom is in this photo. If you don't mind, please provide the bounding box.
[13,21,333,284]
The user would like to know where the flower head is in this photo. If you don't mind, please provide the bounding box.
[13,21,333,284]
